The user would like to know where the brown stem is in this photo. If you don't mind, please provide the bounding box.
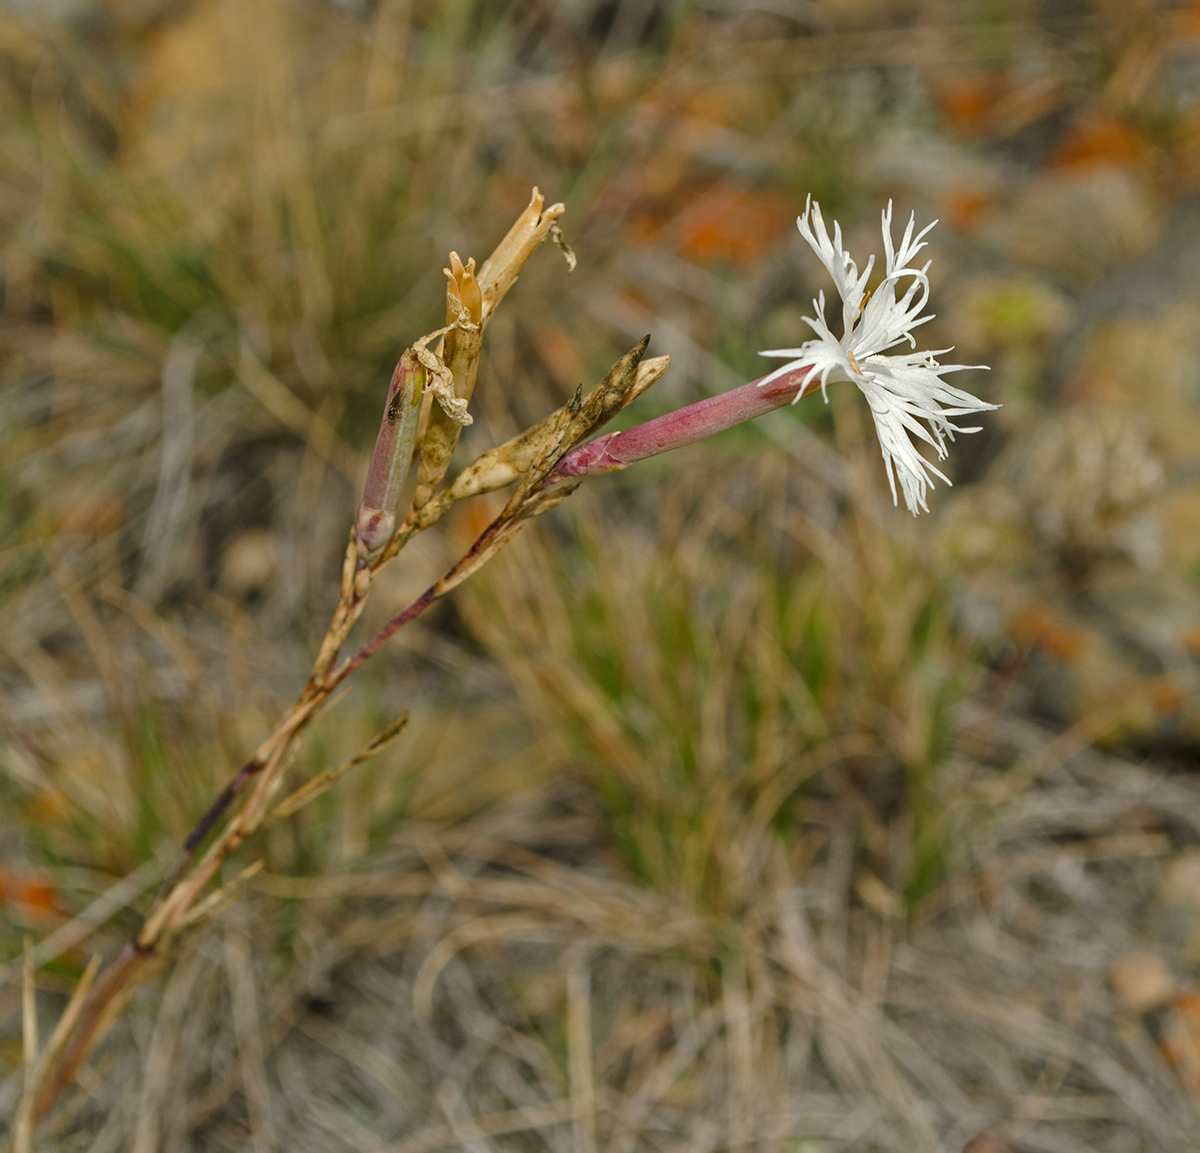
[184,758,263,855]
[153,754,265,897]
[326,584,440,691]
[33,942,155,1121]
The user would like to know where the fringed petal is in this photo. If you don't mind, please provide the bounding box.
[761,197,995,513]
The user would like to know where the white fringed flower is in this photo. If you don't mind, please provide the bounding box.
[760,197,994,514]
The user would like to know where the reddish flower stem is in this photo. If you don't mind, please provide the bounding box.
[332,582,440,688]
[555,365,811,477]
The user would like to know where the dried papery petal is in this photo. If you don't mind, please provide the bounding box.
[409,328,468,424]
[549,220,576,272]
[439,250,484,411]
[476,187,566,323]
[446,251,483,327]
[411,192,568,514]
[411,256,485,510]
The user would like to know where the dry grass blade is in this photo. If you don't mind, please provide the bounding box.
[224,922,277,1153]
[237,343,359,480]
[566,945,597,1153]
[131,954,204,1153]
[173,860,266,936]
[268,713,410,822]
[12,944,38,1153]
[370,1099,575,1153]
[12,952,101,1153]
[296,1012,416,1105]
[412,913,559,1023]
[722,954,754,1150]
[34,956,102,1081]
[21,943,36,1075]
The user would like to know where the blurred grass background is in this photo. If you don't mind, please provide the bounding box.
[4,0,1200,1149]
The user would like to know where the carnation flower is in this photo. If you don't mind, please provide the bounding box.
[759,197,994,514]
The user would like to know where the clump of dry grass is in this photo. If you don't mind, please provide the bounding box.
[12,691,1199,1151]
[465,443,963,920]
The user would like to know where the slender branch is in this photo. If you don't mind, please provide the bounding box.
[181,760,263,855]
[332,583,441,687]
[330,490,528,688]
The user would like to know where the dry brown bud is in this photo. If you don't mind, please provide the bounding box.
[417,352,670,530]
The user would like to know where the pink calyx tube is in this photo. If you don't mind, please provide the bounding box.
[555,366,812,477]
